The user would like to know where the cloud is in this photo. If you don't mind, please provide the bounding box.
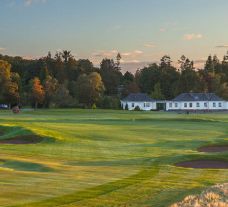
[22,55,42,60]
[133,50,143,54]
[92,49,143,58]
[215,45,228,48]
[0,47,6,52]
[194,59,206,64]
[24,0,47,6]
[92,50,118,58]
[183,33,203,41]
[121,61,152,73]
[90,49,144,66]
[144,43,156,48]
[159,28,166,32]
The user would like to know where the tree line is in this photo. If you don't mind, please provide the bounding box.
[0,51,228,109]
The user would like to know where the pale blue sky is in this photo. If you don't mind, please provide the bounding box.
[1,0,228,71]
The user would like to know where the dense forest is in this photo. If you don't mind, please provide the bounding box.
[0,51,228,109]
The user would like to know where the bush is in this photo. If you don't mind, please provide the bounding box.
[92,103,97,109]
[134,106,141,111]
[125,103,129,110]
[99,96,121,109]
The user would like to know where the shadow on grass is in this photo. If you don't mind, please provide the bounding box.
[0,125,55,144]
[9,154,227,206]
[10,160,160,207]
[9,156,214,207]
[66,157,154,167]
[0,160,53,172]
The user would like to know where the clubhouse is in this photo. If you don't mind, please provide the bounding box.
[121,93,228,111]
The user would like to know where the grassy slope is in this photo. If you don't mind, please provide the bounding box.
[0,109,227,207]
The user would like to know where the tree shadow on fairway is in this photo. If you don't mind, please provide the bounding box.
[0,135,44,144]
[8,156,213,207]
[9,160,161,207]
[0,130,4,136]
[66,157,155,167]
[0,160,53,172]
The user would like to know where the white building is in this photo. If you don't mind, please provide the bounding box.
[121,93,157,111]
[166,93,228,111]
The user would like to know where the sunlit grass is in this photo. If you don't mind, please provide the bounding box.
[0,109,227,206]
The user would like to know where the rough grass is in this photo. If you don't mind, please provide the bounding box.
[170,183,228,207]
[0,109,227,207]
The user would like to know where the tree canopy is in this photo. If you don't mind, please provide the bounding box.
[0,51,228,109]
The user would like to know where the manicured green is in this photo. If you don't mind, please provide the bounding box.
[0,109,227,207]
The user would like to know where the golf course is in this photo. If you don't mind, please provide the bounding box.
[0,109,227,207]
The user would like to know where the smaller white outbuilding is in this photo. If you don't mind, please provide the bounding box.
[166,93,228,111]
[121,93,157,111]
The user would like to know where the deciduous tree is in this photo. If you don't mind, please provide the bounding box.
[30,77,45,109]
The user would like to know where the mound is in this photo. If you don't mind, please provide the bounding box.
[0,135,43,144]
[170,183,228,207]
[0,160,53,172]
[198,144,228,153]
[175,160,228,169]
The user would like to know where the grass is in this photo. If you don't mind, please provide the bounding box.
[0,109,227,207]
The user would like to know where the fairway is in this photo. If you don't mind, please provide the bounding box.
[0,109,227,207]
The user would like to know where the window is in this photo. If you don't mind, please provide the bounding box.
[213,103,216,107]
[196,102,200,107]
[184,103,187,108]
[219,103,222,107]
[204,102,208,107]
[144,102,150,107]
[132,103,135,108]
[169,103,172,108]
[175,103,178,108]
[189,103,193,108]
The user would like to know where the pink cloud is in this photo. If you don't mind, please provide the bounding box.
[183,33,203,41]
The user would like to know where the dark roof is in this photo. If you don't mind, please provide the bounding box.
[173,93,224,102]
[122,93,156,102]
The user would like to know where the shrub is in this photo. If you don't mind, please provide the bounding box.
[99,96,121,109]
[134,106,141,111]
[92,103,97,109]
[125,103,129,110]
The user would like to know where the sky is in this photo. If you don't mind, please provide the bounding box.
[1,0,228,72]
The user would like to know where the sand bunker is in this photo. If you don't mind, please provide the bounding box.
[0,135,43,144]
[198,144,228,153]
[175,160,228,169]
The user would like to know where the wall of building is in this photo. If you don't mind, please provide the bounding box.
[166,101,227,111]
[121,101,157,111]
